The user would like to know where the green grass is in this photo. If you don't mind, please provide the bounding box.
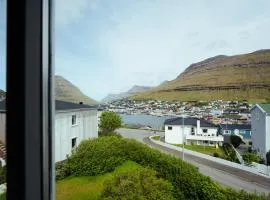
[56,160,141,200]
[0,193,5,200]
[152,136,161,141]
[175,144,225,157]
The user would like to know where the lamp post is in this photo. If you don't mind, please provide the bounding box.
[182,115,185,160]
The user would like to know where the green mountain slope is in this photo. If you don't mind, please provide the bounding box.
[55,75,98,105]
[132,49,270,103]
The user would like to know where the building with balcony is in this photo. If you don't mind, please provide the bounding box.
[251,104,270,159]
[164,117,223,146]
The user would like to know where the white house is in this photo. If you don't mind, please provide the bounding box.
[164,117,223,146]
[0,100,98,162]
[251,104,270,159]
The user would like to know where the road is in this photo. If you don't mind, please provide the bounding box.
[117,128,270,194]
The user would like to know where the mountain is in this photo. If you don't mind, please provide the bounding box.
[102,85,153,103]
[55,75,98,104]
[132,49,270,103]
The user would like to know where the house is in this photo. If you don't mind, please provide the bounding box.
[0,100,98,162]
[219,124,251,140]
[164,117,223,146]
[250,104,270,159]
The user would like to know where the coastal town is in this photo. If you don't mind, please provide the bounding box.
[101,99,251,125]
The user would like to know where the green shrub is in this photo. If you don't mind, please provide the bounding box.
[213,152,220,157]
[64,136,268,200]
[242,152,260,165]
[0,193,5,200]
[0,166,6,184]
[55,160,71,180]
[230,135,242,148]
[99,112,122,135]
[100,167,176,200]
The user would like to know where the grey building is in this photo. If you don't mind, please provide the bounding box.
[251,104,270,159]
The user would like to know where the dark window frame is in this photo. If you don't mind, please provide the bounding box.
[168,126,172,130]
[72,115,77,125]
[71,138,77,149]
[6,0,54,199]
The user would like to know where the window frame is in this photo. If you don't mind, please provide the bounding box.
[6,0,54,199]
[168,126,172,130]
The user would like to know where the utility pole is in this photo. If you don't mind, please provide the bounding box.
[182,115,185,160]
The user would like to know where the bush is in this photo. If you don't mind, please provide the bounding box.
[99,112,122,135]
[266,150,270,166]
[230,135,242,148]
[0,166,6,184]
[213,152,220,157]
[63,136,268,200]
[55,160,71,180]
[242,152,260,165]
[100,167,175,200]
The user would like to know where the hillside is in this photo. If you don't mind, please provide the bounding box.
[55,75,98,104]
[102,85,153,103]
[132,49,270,103]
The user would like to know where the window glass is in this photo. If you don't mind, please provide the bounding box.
[54,1,270,199]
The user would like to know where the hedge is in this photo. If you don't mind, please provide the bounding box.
[57,136,270,200]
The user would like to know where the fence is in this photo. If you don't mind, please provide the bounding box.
[149,136,270,178]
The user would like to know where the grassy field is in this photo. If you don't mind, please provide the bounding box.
[176,144,225,157]
[131,89,270,103]
[152,136,161,141]
[56,161,141,200]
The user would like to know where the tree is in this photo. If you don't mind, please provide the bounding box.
[100,167,175,200]
[99,112,122,135]
[230,135,242,148]
[266,150,270,166]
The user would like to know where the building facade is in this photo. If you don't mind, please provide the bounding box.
[164,117,223,146]
[251,104,270,159]
[0,100,98,162]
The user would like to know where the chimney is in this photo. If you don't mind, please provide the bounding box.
[197,119,200,135]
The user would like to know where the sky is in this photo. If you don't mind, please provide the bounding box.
[1,0,270,101]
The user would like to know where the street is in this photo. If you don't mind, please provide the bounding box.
[117,128,270,194]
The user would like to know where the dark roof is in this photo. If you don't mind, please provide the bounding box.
[219,124,251,130]
[164,117,217,128]
[0,100,97,112]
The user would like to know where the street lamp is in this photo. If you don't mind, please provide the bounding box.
[182,115,185,160]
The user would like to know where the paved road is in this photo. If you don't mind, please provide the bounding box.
[117,128,270,194]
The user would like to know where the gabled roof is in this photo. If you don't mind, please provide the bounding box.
[164,117,217,128]
[219,124,251,130]
[0,100,97,112]
[250,104,270,114]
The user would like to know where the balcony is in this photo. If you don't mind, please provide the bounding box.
[185,135,224,142]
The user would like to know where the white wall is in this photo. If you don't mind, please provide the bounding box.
[55,109,98,162]
[165,124,218,145]
[0,113,5,144]
[251,107,266,157]
[266,115,270,156]
[165,125,189,144]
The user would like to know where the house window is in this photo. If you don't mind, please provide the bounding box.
[203,129,208,133]
[71,138,77,149]
[191,127,194,135]
[168,126,172,130]
[72,115,77,125]
[255,111,260,120]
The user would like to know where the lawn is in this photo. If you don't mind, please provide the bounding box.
[175,144,225,157]
[56,160,141,200]
[152,136,161,141]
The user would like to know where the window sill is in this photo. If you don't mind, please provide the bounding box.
[71,124,78,127]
